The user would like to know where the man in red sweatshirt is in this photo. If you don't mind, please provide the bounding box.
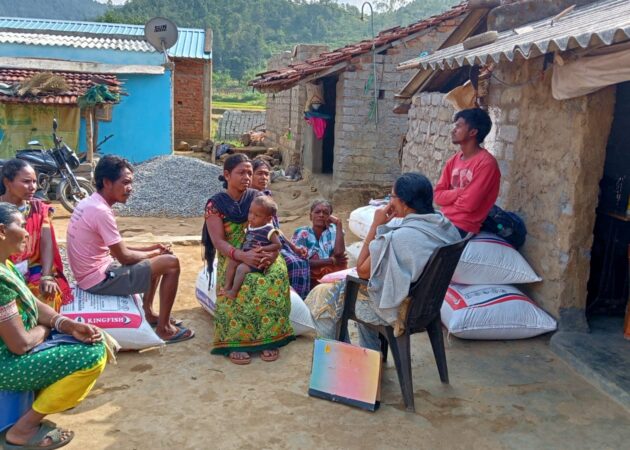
[434,108,500,236]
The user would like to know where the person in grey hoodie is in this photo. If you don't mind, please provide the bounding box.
[304,172,461,350]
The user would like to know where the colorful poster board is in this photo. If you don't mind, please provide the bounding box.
[309,338,382,411]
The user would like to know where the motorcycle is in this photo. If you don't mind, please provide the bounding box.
[1,119,95,212]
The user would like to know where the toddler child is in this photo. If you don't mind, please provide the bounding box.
[222,196,282,299]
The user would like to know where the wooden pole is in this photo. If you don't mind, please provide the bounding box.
[86,108,94,163]
[92,109,99,159]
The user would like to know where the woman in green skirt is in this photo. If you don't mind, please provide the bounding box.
[0,202,106,449]
[203,154,294,365]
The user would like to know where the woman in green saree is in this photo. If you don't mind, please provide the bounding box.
[203,154,294,365]
[0,202,106,449]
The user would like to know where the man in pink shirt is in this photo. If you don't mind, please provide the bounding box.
[434,108,500,236]
[66,155,194,344]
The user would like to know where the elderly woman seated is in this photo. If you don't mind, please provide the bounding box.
[304,173,461,350]
[292,200,348,290]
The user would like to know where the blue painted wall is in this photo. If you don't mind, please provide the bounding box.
[0,43,172,162]
[78,72,172,163]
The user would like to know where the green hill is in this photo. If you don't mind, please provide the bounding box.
[99,0,460,81]
[0,0,108,21]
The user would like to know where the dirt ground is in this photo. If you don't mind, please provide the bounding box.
[54,177,355,244]
[40,180,630,449]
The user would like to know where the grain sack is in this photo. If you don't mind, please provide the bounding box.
[441,283,557,340]
[453,232,541,284]
[62,289,164,350]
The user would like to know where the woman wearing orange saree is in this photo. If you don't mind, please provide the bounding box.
[0,160,72,312]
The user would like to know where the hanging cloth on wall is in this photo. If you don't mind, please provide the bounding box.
[305,117,327,140]
[552,47,630,100]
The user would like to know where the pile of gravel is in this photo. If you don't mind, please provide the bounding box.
[115,155,223,217]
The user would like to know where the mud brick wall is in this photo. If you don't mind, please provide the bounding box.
[331,17,463,205]
[173,58,207,143]
[401,56,616,327]
[217,111,266,141]
[264,45,329,167]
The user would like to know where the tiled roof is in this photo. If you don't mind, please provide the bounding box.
[249,2,468,92]
[0,68,121,105]
[0,17,211,60]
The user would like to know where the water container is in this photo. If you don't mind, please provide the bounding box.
[0,390,34,432]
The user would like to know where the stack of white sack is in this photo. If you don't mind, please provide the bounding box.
[443,232,556,339]
[62,288,164,350]
[195,260,316,336]
[347,204,557,340]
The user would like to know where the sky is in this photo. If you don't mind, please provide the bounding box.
[95,0,393,8]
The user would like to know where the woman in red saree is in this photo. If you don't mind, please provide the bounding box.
[0,159,72,311]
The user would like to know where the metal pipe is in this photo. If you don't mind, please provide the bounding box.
[361,1,378,125]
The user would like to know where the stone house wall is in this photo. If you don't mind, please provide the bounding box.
[264,45,328,168]
[331,17,463,205]
[173,58,211,144]
[400,56,616,327]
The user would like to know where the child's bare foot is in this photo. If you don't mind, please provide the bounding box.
[224,289,238,299]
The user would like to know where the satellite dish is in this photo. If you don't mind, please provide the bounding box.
[144,17,178,58]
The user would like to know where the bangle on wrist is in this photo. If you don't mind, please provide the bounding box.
[50,313,60,329]
[229,247,237,260]
[54,315,70,333]
[41,275,55,282]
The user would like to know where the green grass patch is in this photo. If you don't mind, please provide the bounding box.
[213,101,266,111]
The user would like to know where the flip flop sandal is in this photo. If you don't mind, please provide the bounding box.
[260,349,279,362]
[4,421,74,450]
[163,325,195,345]
[229,352,251,365]
[149,317,184,327]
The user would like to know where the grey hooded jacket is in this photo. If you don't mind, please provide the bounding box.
[367,212,461,325]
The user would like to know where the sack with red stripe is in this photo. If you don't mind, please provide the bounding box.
[63,289,164,350]
[452,232,541,285]
[441,283,556,339]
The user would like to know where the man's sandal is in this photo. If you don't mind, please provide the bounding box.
[261,349,279,362]
[229,352,251,365]
[4,421,74,450]
[163,325,195,345]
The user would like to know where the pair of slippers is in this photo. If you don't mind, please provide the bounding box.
[229,349,279,365]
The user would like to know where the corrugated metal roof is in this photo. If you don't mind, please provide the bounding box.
[0,31,153,52]
[0,16,211,60]
[399,0,630,71]
[0,68,121,104]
